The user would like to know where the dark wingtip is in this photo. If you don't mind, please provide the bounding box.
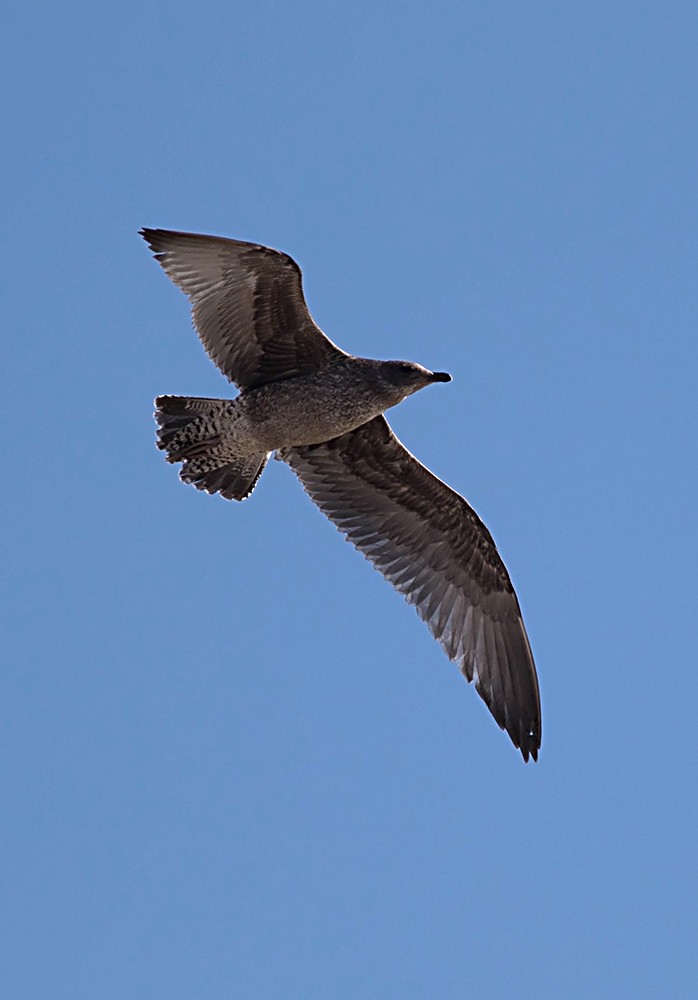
[139,228,157,253]
[518,731,541,763]
[140,227,162,251]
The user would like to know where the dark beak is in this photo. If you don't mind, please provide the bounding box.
[429,371,452,383]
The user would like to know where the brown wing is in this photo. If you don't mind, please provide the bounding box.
[141,229,346,390]
[282,416,541,761]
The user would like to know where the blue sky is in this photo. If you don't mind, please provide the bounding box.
[3,2,697,997]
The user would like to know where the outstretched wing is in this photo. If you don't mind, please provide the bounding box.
[282,416,541,761]
[141,229,346,390]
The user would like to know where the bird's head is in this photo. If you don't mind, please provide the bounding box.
[374,360,452,406]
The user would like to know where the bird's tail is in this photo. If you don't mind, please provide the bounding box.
[154,395,269,501]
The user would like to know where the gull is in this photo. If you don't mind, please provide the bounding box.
[141,228,542,761]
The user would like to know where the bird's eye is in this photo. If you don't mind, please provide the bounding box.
[399,363,413,373]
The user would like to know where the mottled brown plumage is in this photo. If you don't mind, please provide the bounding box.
[141,228,541,761]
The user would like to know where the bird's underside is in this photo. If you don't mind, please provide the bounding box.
[141,227,542,761]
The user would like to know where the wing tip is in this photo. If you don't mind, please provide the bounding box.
[139,227,172,256]
[501,715,541,763]
[506,709,541,763]
[518,738,540,764]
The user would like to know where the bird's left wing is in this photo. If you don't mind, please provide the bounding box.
[281,416,541,761]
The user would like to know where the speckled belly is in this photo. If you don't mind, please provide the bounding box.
[233,375,388,450]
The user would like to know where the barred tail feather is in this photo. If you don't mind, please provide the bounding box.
[154,395,269,501]
[180,453,269,500]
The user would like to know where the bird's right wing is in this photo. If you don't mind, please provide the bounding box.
[282,416,541,761]
[141,229,346,390]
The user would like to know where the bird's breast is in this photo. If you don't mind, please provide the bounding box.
[238,372,393,449]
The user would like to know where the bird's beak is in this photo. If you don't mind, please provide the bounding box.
[429,371,452,383]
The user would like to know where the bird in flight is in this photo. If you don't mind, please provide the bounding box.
[141,228,541,761]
